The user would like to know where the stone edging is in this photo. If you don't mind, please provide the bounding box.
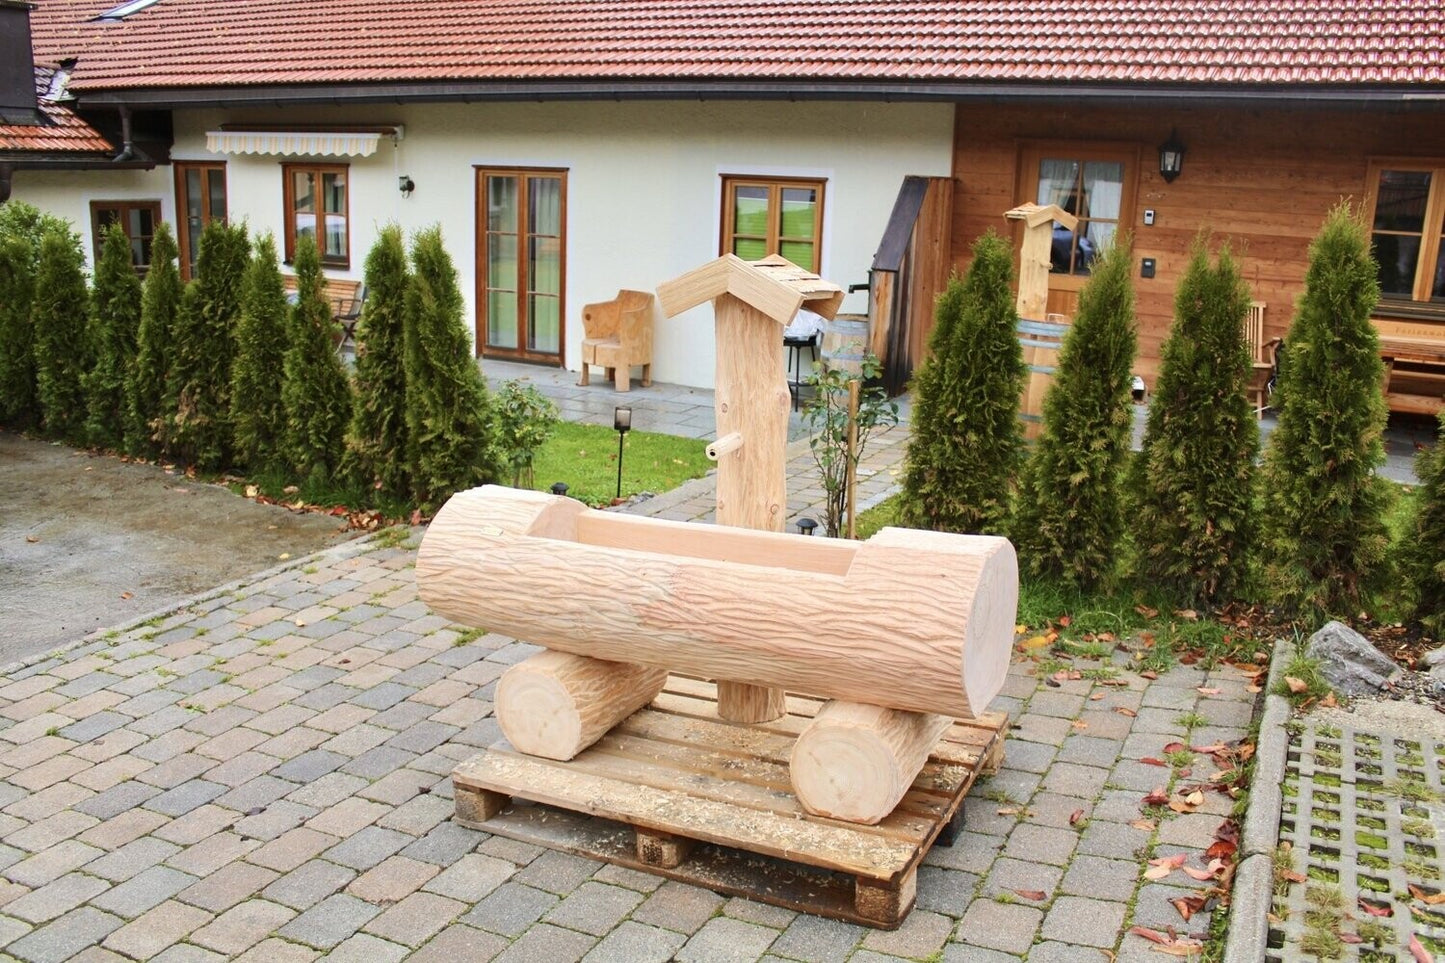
[0,528,389,679]
[1222,636,1295,962]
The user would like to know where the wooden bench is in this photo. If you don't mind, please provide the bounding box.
[281,274,366,350]
[1374,316,1445,415]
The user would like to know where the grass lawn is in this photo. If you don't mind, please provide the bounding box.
[527,421,712,507]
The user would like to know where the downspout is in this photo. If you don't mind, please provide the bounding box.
[0,164,12,203]
[113,105,135,162]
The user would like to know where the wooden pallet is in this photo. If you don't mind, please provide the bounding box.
[452,676,1007,928]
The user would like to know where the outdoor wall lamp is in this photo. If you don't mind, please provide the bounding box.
[613,406,632,499]
[398,175,415,197]
[1158,129,1185,184]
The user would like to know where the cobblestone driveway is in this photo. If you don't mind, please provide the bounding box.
[0,516,1260,962]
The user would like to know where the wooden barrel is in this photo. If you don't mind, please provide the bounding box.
[821,316,869,377]
[1016,315,1069,440]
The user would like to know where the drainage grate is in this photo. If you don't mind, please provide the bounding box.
[1269,721,1445,961]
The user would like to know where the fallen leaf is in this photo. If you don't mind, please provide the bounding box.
[1141,670,1160,680]
[1021,635,1053,650]
[1359,897,1393,917]
[1090,693,1105,701]
[1339,932,1363,944]
[1114,707,1138,717]
[24,535,39,543]
[119,591,133,600]
[283,485,300,494]
[1071,719,1089,730]
[1280,868,1307,884]
[1163,742,1187,754]
[1143,786,1170,806]
[278,553,291,560]
[1205,838,1238,861]
[1010,888,1047,901]
[1131,818,1157,832]
[1185,790,1205,806]
[1057,615,1072,627]
[1183,864,1219,881]
[1171,895,1208,921]
[1069,809,1085,826]
[1174,609,1199,621]
[1285,676,1309,693]
[244,484,259,498]
[410,509,423,525]
[1134,605,1159,619]
[1410,933,1433,963]
[1320,692,1338,708]
[1196,687,1221,695]
[1410,884,1445,905]
[1141,757,1169,767]
[1168,796,1199,814]
[1192,744,1228,754]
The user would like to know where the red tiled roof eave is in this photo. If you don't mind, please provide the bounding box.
[23,0,1445,94]
[0,65,114,155]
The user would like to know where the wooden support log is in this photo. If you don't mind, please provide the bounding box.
[790,701,953,824]
[716,683,787,725]
[496,651,667,761]
[417,486,1018,719]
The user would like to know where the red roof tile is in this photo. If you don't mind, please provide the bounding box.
[0,65,113,154]
[27,0,1445,92]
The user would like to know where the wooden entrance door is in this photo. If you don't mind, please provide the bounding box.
[476,168,566,363]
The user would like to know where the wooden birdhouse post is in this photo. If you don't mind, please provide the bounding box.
[657,253,844,723]
[1005,203,1077,438]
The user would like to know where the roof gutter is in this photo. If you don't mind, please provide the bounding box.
[65,78,1445,111]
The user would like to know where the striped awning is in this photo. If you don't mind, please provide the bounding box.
[205,127,400,157]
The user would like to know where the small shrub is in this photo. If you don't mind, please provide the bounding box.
[1260,203,1390,617]
[85,221,143,449]
[230,233,290,473]
[1131,237,1258,604]
[32,229,92,442]
[164,220,249,470]
[899,230,1024,535]
[1015,237,1137,590]
[803,356,899,538]
[495,379,560,489]
[404,225,501,510]
[280,236,351,482]
[1405,412,1445,633]
[123,222,181,457]
[345,224,412,501]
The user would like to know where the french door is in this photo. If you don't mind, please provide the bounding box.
[476,168,566,363]
[174,162,227,280]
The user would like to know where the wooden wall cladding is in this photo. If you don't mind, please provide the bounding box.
[949,102,1445,385]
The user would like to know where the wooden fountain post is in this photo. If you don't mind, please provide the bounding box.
[657,254,844,723]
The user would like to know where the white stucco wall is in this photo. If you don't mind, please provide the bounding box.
[11,99,954,389]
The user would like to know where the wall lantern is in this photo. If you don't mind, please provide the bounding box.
[398,175,415,197]
[613,406,632,499]
[1158,129,1185,184]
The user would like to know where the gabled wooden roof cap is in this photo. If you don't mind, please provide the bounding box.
[1005,202,1077,232]
[657,254,844,326]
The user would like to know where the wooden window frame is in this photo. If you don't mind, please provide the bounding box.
[719,175,826,273]
[89,199,163,274]
[174,161,227,281]
[474,167,568,364]
[1364,158,1445,314]
[1015,142,1140,296]
[282,162,350,268]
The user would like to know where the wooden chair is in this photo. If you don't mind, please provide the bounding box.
[578,289,655,392]
[1244,300,1281,418]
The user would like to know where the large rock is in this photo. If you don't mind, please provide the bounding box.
[1304,621,1400,696]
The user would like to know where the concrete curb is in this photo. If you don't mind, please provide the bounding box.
[1223,636,1295,963]
[0,527,392,679]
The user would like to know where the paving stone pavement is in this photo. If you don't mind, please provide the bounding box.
[0,373,1264,960]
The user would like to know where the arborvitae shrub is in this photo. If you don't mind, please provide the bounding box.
[1406,413,1445,633]
[280,236,351,482]
[32,229,92,442]
[124,222,181,458]
[85,222,143,449]
[230,234,290,474]
[1015,238,1138,590]
[344,224,411,502]
[1260,203,1390,616]
[164,221,248,470]
[0,237,37,428]
[898,229,1024,535]
[1132,238,1258,605]
[404,225,500,510]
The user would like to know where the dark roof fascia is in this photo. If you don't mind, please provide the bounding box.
[0,153,151,169]
[66,78,1445,111]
